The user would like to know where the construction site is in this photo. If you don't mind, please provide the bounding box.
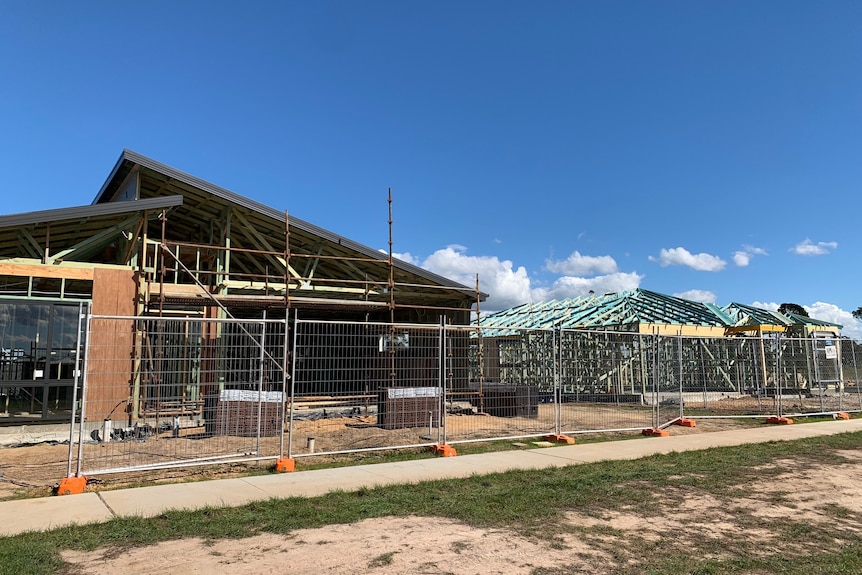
[0,150,860,493]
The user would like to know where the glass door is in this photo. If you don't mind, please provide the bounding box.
[0,300,84,422]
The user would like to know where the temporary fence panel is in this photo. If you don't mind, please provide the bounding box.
[676,335,772,417]
[653,334,682,428]
[288,320,445,458]
[841,338,862,412]
[67,311,862,477]
[558,330,657,434]
[446,326,557,444]
[73,315,287,475]
[774,336,823,415]
[772,335,848,416]
[678,334,862,421]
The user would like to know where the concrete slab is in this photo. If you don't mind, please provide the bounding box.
[0,424,71,448]
[356,460,458,481]
[248,466,393,499]
[0,493,113,536]
[433,450,552,474]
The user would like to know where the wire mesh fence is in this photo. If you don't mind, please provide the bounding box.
[65,315,862,478]
[558,330,658,434]
[448,325,557,444]
[288,320,446,458]
[71,315,288,476]
[680,333,861,420]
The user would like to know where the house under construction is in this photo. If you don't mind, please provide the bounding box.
[474,289,845,400]
[0,150,483,424]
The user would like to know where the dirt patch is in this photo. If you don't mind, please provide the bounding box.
[0,441,69,498]
[60,456,862,574]
[62,516,607,575]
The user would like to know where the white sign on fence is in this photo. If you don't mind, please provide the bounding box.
[386,387,441,399]
[220,389,286,403]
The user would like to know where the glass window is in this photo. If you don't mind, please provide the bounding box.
[0,301,83,422]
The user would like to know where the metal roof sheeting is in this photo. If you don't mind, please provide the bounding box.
[93,149,485,298]
[0,195,183,229]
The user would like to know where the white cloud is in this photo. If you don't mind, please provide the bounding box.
[392,251,418,265]
[752,301,862,340]
[410,245,643,312]
[792,239,838,256]
[545,251,618,276]
[421,246,532,312]
[649,247,726,271]
[733,245,768,267]
[747,245,768,256]
[805,302,862,340]
[405,243,862,340]
[674,289,717,303]
[532,272,643,302]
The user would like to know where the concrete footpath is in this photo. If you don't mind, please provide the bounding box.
[3,418,862,537]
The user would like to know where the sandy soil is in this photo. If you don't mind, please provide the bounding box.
[60,455,862,574]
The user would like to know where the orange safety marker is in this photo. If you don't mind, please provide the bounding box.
[543,434,576,445]
[431,444,457,457]
[673,417,697,428]
[765,416,794,425]
[56,476,88,496]
[274,458,296,472]
[835,412,851,420]
[641,428,670,437]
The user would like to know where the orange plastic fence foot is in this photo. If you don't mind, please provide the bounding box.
[56,476,87,496]
[543,434,576,445]
[642,428,670,437]
[835,412,851,420]
[673,418,697,428]
[765,416,794,425]
[275,458,295,473]
[431,444,457,457]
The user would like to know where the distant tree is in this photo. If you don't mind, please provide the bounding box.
[777,303,809,317]
[853,307,862,321]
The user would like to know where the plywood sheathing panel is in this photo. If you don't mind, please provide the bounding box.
[85,268,137,421]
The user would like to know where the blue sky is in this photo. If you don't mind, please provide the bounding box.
[1,2,861,336]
